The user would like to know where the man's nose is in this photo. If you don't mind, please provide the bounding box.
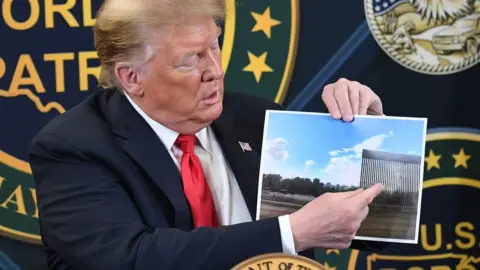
[202,51,224,82]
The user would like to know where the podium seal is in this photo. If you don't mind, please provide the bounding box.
[232,253,326,270]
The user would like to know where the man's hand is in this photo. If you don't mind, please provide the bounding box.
[322,78,383,122]
[289,183,384,252]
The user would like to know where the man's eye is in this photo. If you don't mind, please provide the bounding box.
[180,55,199,68]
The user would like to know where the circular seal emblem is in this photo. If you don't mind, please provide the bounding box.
[364,0,480,74]
[0,0,299,250]
[232,253,326,270]
[315,127,480,269]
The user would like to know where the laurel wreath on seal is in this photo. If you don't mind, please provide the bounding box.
[365,0,480,75]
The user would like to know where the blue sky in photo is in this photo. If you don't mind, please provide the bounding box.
[260,111,427,187]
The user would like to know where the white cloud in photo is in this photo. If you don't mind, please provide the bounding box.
[263,137,289,161]
[341,131,393,157]
[329,150,341,156]
[261,146,318,180]
[304,160,315,172]
[323,155,362,187]
[321,131,393,187]
[261,137,298,179]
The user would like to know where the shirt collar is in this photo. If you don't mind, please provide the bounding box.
[124,92,211,154]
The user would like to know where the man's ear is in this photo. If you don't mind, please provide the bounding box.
[114,64,144,97]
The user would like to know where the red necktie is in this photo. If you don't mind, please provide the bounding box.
[175,135,219,228]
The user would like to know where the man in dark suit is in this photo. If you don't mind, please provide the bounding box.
[28,0,386,269]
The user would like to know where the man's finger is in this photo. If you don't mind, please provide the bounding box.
[348,82,361,116]
[342,188,364,198]
[322,84,341,119]
[333,81,354,122]
[359,86,384,115]
[350,183,384,208]
[358,86,371,115]
[368,99,384,116]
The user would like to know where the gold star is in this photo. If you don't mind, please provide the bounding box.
[251,7,281,39]
[326,249,340,255]
[425,150,441,171]
[242,51,273,83]
[452,148,471,169]
[324,262,336,270]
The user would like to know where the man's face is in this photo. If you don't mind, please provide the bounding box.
[139,16,224,132]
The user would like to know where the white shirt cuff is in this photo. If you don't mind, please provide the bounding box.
[278,215,297,254]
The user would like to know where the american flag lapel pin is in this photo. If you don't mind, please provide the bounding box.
[239,141,252,152]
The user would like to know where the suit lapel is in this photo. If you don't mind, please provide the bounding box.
[211,109,261,220]
[107,91,192,230]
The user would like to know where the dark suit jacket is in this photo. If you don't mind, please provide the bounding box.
[28,88,385,270]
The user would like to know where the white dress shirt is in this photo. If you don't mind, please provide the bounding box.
[124,94,296,254]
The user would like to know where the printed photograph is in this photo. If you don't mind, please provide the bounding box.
[256,110,428,243]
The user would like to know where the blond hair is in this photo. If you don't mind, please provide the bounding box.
[93,0,226,88]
